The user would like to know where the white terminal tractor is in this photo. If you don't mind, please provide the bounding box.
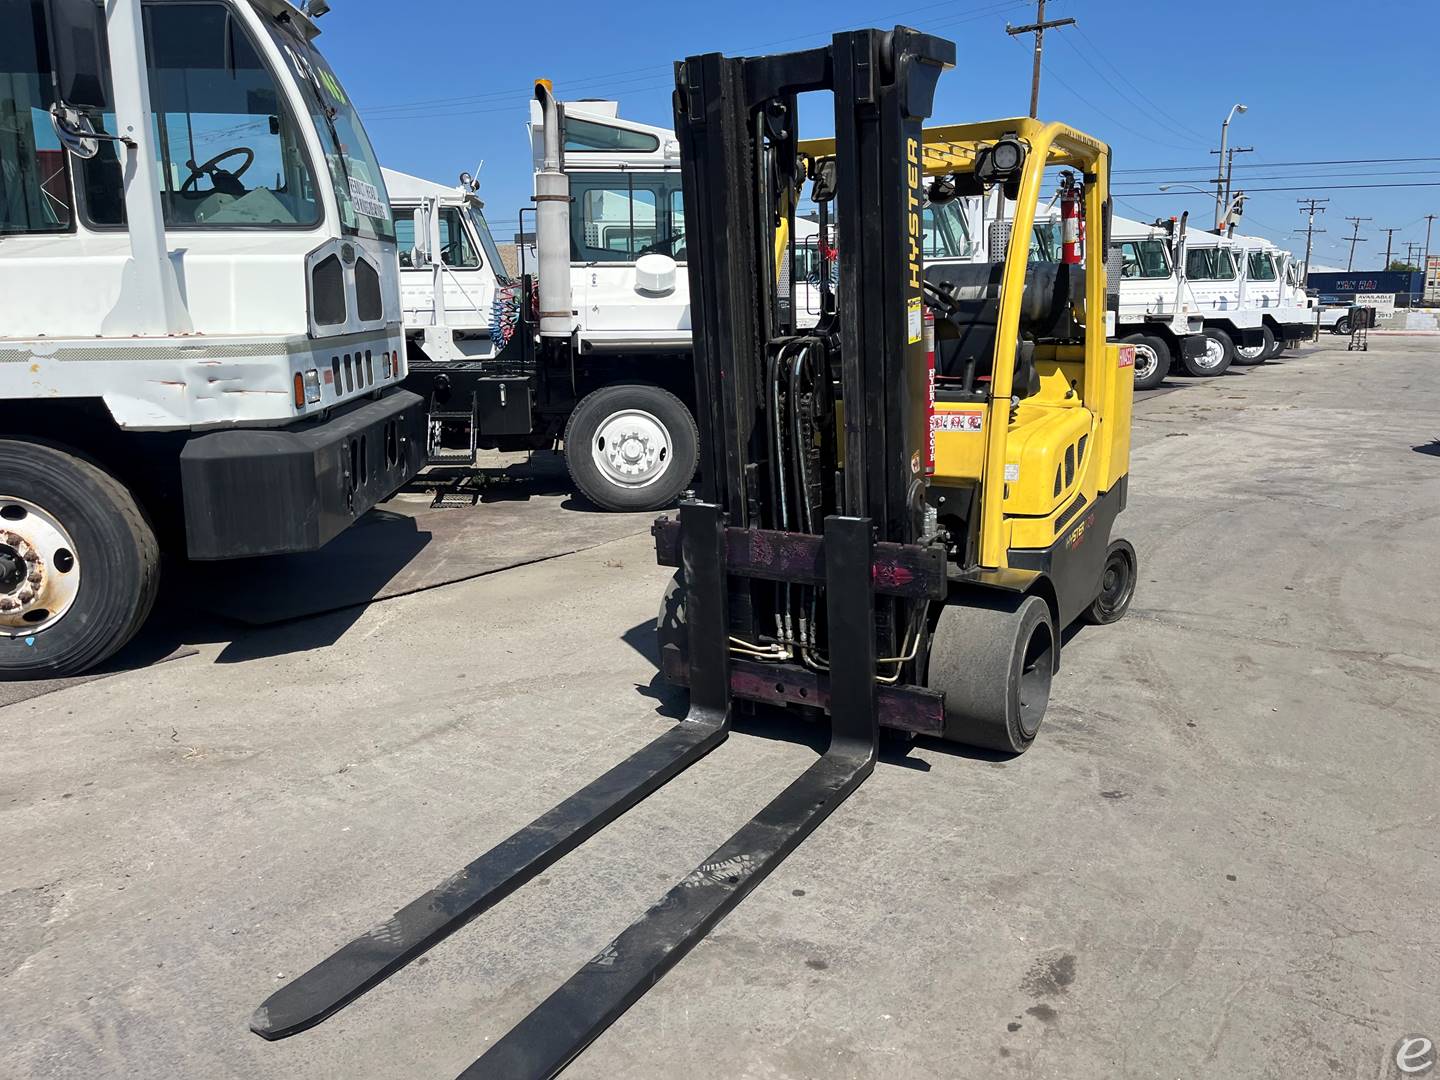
[0,0,424,678]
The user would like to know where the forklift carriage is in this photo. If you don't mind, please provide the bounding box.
[252,26,1136,1080]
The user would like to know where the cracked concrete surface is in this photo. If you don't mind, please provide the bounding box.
[1,338,1437,1079]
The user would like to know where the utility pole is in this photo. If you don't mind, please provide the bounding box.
[1423,213,1436,278]
[1212,145,1253,225]
[1211,104,1248,229]
[1380,226,1399,270]
[1403,241,1421,269]
[1006,1,1075,118]
[1296,197,1328,277]
[1344,216,1370,272]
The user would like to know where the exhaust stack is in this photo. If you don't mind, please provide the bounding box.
[533,81,572,340]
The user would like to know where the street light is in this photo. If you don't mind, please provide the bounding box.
[1217,103,1248,229]
[1161,185,1245,230]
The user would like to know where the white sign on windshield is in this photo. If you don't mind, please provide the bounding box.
[348,176,387,221]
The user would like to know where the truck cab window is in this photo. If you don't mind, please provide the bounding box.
[394,206,479,268]
[1119,239,1170,279]
[0,0,73,234]
[563,117,659,153]
[82,2,320,229]
[1186,247,1236,281]
[569,172,683,262]
[922,200,972,260]
[1247,251,1277,281]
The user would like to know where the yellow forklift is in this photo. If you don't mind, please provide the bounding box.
[252,27,1136,1079]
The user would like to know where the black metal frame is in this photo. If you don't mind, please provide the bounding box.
[251,27,956,1079]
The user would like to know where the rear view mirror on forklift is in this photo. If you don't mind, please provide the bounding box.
[253,26,1138,1080]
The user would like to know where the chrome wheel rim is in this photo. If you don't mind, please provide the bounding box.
[0,496,81,637]
[591,408,674,490]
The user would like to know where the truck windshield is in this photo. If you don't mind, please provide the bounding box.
[468,205,511,281]
[265,15,393,242]
[921,199,973,260]
[0,0,72,234]
[1247,251,1277,281]
[1031,218,1059,262]
[1119,239,1171,278]
[1186,247,1237,281]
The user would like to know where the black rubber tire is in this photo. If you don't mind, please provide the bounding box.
[1082,539,1137,626]
[0,439,160,680]
[1123,333,1171,391]
[563,384,698,512]
[927,593,1056,755]
[1333,316,1351,335]
[1185,327,1235,377]
[1232,324,1274,366]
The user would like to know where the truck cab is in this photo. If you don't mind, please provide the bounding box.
[1229,233,1315,358]
[1108,214,1206,388]
[0,0,424,678]
[1181,232,1268,375]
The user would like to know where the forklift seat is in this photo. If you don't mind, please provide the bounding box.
[926,261,1083,396]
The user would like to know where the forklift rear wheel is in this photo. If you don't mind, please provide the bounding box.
[564,385,698,512]
[928,594,1055,755]
[1122,334,1171,391]
[1082,538,1137,625]
[1233,324,1274,366]
[1185,328,1235,377]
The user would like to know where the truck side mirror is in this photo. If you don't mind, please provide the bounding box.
[409,206,432,269]
[44,0,111,108]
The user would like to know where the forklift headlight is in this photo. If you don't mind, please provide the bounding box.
[990,137,1024,174]
[302,368,322,404]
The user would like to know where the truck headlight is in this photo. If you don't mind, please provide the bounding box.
[303,369,322,404]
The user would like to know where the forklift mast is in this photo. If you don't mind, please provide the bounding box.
[679,27,954,540]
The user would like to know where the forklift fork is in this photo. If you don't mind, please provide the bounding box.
[251,505,882,1080]
[251,501,733,1042]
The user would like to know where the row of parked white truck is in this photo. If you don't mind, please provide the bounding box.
[0,0,1318,678]
[389,96,1320,507]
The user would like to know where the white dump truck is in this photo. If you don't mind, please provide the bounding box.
[0,0,424,678]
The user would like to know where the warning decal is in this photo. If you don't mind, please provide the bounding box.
[1117,345,1136,368]
[907,297,923,343]
[931,411,984,432]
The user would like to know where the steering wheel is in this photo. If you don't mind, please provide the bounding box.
[180,146,255,198]
[637,231,684,259]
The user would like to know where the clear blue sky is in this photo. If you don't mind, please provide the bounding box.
[314,0,1440,269]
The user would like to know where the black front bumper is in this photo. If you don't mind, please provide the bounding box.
[180,388,427,560]
[1233,325,1265,349]
[1182,334,1208,360]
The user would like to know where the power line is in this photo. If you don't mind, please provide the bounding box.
[1049,32,1206,149]
[1114,181,1440,196]
[1113,156,1440,174]
[1067,23,1211,143]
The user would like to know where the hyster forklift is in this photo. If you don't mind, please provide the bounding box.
[251,26,1136,1079]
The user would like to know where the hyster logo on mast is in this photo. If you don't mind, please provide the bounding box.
[906,136,922,290]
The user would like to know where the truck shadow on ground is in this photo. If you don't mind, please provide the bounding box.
[1414,439,1440,458]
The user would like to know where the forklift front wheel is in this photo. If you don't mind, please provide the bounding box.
[564,385,698,512]
[928,594,1055,755]
[1082,538,1137,626]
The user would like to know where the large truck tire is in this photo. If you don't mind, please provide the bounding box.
[927,593,1055,755]
[1122,333,1171,391]
[1185,327,1235,377]
[0,440,160,680]
[564,384,699,512]
[1233,324,1274,366]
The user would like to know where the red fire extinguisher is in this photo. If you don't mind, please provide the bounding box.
[1060,171,1083,266]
